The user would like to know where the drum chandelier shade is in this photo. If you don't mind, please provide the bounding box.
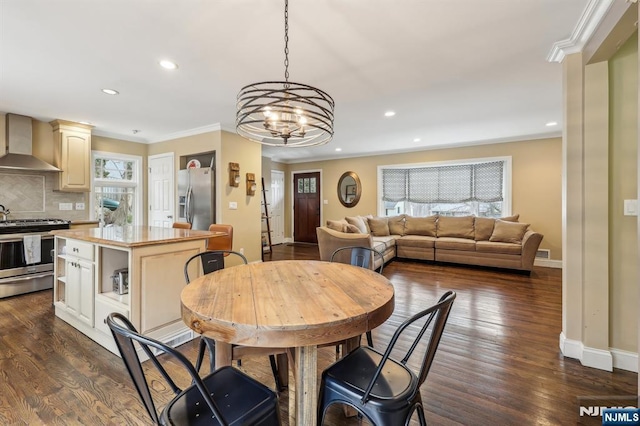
[235,0,335,147]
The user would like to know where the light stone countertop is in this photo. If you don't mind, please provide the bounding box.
[51,226,223,248]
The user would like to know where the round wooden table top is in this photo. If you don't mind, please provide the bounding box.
[181,260,395,348]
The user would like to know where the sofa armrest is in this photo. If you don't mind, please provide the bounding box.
[521,230,544,271]
[316,227,374,261]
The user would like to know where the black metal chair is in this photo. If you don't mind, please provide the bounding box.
[330,246,385,347]
[106,312,281,426]
[317,291,456,426]
[184,250,283,392]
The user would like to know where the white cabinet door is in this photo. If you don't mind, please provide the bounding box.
[78,260,94,326]
[65,257,94,326]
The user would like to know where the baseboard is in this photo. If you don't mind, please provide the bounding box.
[559,332,614,372]
[534,258,562,268]
[611,348,638,373]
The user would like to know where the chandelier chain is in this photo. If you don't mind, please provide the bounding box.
[284,0,289,85]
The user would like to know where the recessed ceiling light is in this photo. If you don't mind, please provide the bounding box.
[102,88,119,95]
[159,60,178,70]
[335,148,342,152]
[384,111,396,117]
[546,121,558,127]
[413,138,421,143]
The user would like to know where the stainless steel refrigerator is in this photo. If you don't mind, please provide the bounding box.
[177,168,216,231]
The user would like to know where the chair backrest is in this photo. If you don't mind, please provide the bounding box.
[184,250,248,284]
[208,224,233,251]
[172,222,192,229]
[106,312,225,424]
[361,291,456,403]
[330,246,385,273]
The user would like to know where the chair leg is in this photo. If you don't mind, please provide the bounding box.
[194,338,207,373]
[415,404,427,426]
[268,355,283,392]
[366,331,374,348]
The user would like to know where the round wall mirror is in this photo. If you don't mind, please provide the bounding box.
[337,171,362,208]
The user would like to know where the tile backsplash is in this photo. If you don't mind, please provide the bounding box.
[0,170,89,221]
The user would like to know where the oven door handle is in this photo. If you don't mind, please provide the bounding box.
[0,272,53,284]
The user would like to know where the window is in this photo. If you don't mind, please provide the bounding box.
[92,152,143,227]
[378,157,510,218]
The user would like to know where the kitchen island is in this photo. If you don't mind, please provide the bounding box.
[51,226,222,355]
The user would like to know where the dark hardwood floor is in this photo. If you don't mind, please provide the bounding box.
[0,243,636,425]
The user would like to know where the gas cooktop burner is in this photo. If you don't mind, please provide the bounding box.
[0,219,71,234]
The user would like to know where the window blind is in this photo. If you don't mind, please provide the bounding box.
[382,161,504,203]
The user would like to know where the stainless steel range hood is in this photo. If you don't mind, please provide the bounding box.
[0,113,60,172]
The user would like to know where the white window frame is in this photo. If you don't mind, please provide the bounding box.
[91,151,143,226]
[376,156,512,217]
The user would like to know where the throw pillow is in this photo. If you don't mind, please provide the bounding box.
[404,215,437,236]
[345,216,368,234]
[359,214,374,233]
[437,216,475,239]
[474,214,521,241]
[489,220,530,244]
[326,219,347,233]
[388,214,406,235]
[368,217,390,236]
[345,224,362,234]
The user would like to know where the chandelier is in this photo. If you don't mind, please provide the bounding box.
[236,0,335,147]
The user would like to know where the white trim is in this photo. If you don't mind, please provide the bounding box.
[91,151,144,227]
[290,169,323,243]
[582,347,613,372]
[149,123,222,143]
[547,0,615,62]
[611,349,638,373]
[559,332,615,372]
[534,258,563,268]
[560,332,584,359]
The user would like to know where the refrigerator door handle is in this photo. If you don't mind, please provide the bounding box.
[186,187,194,223]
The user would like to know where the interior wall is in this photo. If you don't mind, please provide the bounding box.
[220,131,262,263]
[285,137,562,260]
[609,33,638,352]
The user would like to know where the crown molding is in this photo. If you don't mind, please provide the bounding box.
[547,0,615,63]
[150,123,222,143]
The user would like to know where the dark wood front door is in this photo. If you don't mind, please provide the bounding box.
[293,172,321,243]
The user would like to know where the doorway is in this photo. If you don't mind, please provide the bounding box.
[148,153,175,227]
[270,170,285,245]
[293,171,321,243]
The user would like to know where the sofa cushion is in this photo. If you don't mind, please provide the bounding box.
[368,217,390,236]
[372,235,398,250]
[346,216,368,234]
[489,220,530,244]
[345,224,362,234]
[327,219,348,232]
[360,214,374,233]
[396,235,436,248]
[372,240,388,253]
[404,215,437,236]
[435,237,476,251]
[475,214,520,241]
[388,215,406,235]
[437,216,474,239]
[476,241,522,255]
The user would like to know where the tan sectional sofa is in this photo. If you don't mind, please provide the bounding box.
[316,214,543,273]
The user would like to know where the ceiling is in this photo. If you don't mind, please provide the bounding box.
[0,0,590,163]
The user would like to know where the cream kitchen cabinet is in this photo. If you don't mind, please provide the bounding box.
[54,238,95,327]
[50,120,93,192]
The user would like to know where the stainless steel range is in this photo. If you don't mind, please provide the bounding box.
[0,219,71,298]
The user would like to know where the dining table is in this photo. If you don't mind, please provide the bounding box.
[180,259,395,426]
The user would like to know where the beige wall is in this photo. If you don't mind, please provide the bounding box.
[609,34,638,352]
[285,138,562,260]
[220,131,263,263]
